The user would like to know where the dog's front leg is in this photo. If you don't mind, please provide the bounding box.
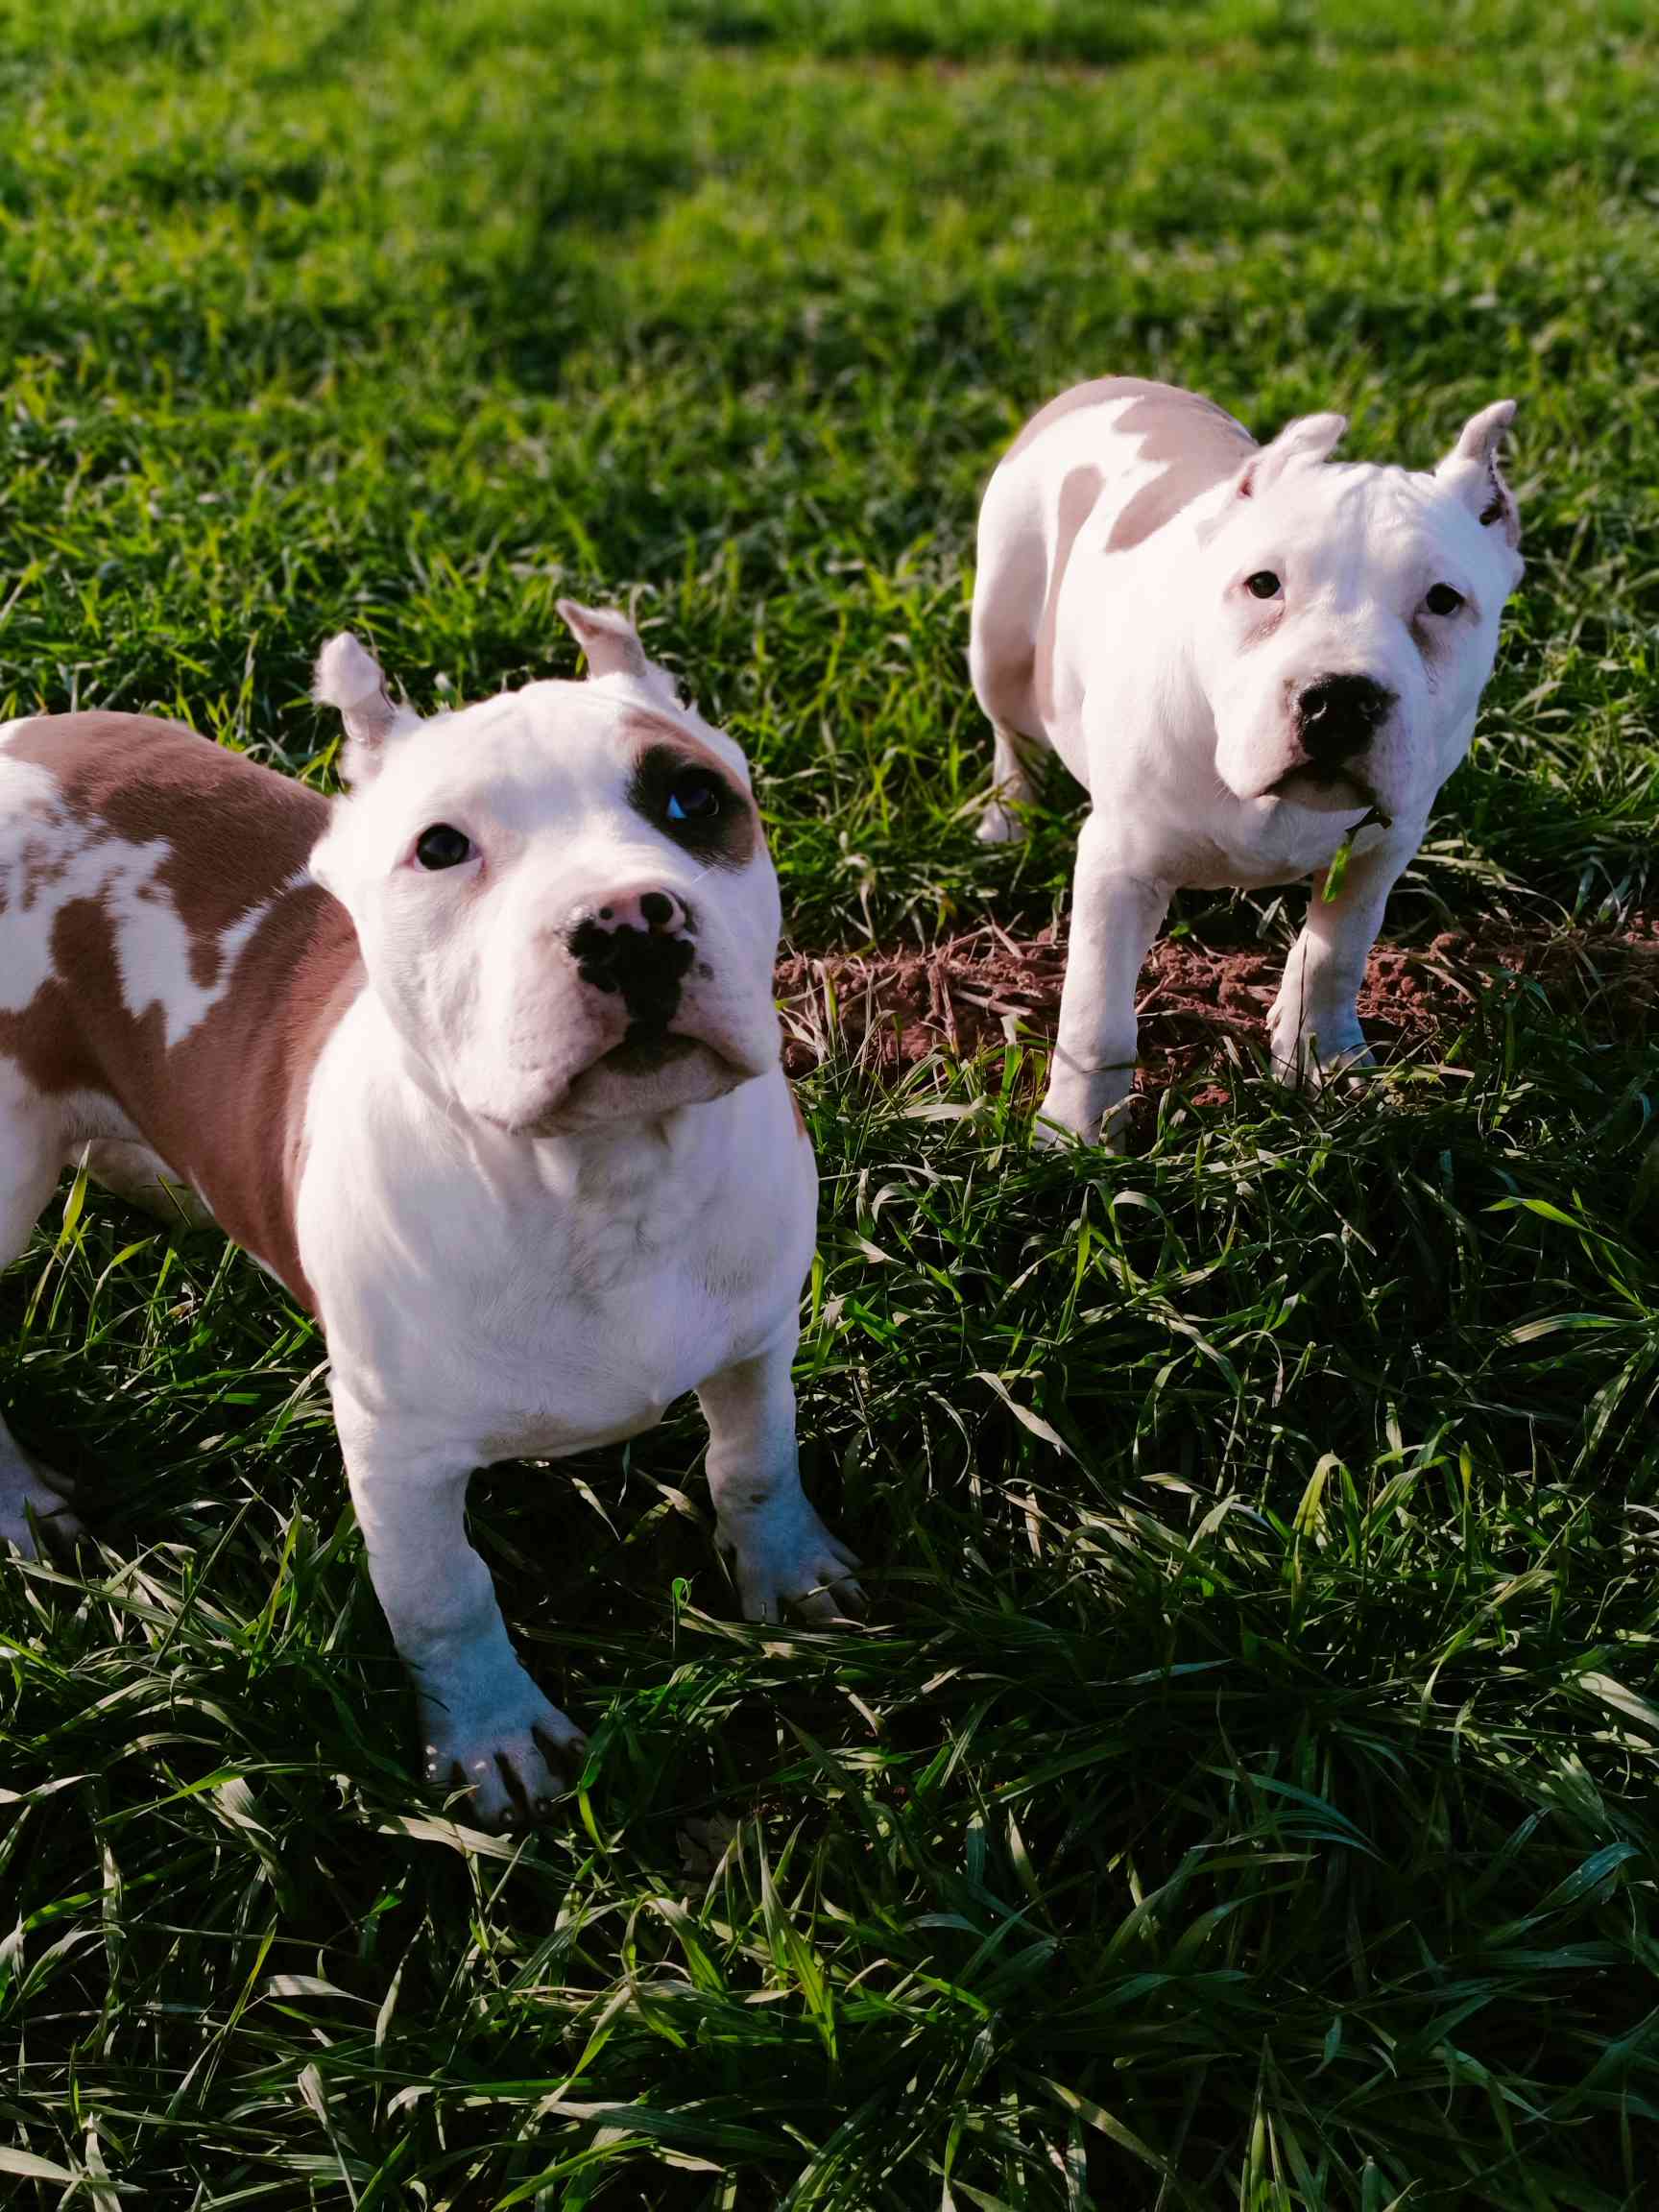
[698,1332,862,1624]
[334,1389,585,1827]
[1038,816,1168,1147]
[1268,829,1418,1089]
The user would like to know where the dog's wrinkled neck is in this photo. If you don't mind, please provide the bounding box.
[517,1094,737,1250]
[356,991,730,1190]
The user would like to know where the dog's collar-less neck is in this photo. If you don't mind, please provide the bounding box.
[355,995,733,1182]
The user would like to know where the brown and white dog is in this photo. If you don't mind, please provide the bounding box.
[0,602,859,1824]
[970,377,1524,1142]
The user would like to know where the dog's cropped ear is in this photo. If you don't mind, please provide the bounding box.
[557,598,654,683]
[1434,399,1520,549]
[1236,412,1348,501]
[313,634,419,788]
[558,595,703,721]
[558,596,753,788]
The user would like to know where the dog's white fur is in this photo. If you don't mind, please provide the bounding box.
[970,379,1524,1142]
[0,604,857,1825]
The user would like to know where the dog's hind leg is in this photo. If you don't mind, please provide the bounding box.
[978,719,1050,845]
[0,1077,81,1556]
[83,1141,216,1231]
[970,471,1054,845]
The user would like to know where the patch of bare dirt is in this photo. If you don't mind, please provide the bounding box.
[778,914,1659,1097]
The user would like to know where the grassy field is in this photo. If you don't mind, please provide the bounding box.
[3,1,1658,2204]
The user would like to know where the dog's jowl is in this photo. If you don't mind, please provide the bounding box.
[0,601,858,1824]
[970,377,1524,1142]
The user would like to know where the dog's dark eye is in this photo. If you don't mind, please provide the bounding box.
[414,824,471,870]
[1244,570,1282,600]
[1425,583,1465,617]
[665,771,723,824]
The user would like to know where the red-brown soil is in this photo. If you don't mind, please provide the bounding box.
[777,914,1659,1100]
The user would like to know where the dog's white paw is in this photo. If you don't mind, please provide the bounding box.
[1034,1076,1129,1155]
[1268,1005,1373,1093]
[421,1676,588,1830]
[719,1490,863,1624]
[1031,1109,1084,1152]
[0,1465,82,1559]
[977,798,1027,846]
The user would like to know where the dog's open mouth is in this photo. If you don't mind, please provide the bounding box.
[498,1023,762,1134]
[1266,763,1384,816]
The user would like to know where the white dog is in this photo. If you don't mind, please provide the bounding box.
[969,377,1523,1142]
[0,602,858,1824]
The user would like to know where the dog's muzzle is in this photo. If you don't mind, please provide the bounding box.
[566,887,696,1030]
[1294,674,1395,772]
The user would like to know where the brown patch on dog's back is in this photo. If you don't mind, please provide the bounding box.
[1105,390,1257,550]
[1003,375,1251,469]
[8,712,328,956]
[1032,465,1104,728]
[0,714,363,1310]
[995,380,1258,737]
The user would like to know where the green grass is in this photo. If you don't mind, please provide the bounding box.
[3,1,1658,2204]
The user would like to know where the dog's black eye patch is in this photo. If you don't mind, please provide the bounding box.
[665,769,723,823]
[414,824,472,870]
[628,744,757,869]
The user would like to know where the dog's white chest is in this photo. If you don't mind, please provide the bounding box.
[1161,799,1393,893]
[297,1025,813,1469]
[464,1197,781,1461]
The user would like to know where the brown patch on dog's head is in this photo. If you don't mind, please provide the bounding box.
[622,710,758,872]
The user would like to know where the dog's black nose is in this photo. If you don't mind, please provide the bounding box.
[1295,674,1395,764]
[567,889,695,1026]
[582,887,687,936]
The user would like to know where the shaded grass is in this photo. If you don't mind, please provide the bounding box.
[6,995,1659,2205]
[3,0,1659,2205]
